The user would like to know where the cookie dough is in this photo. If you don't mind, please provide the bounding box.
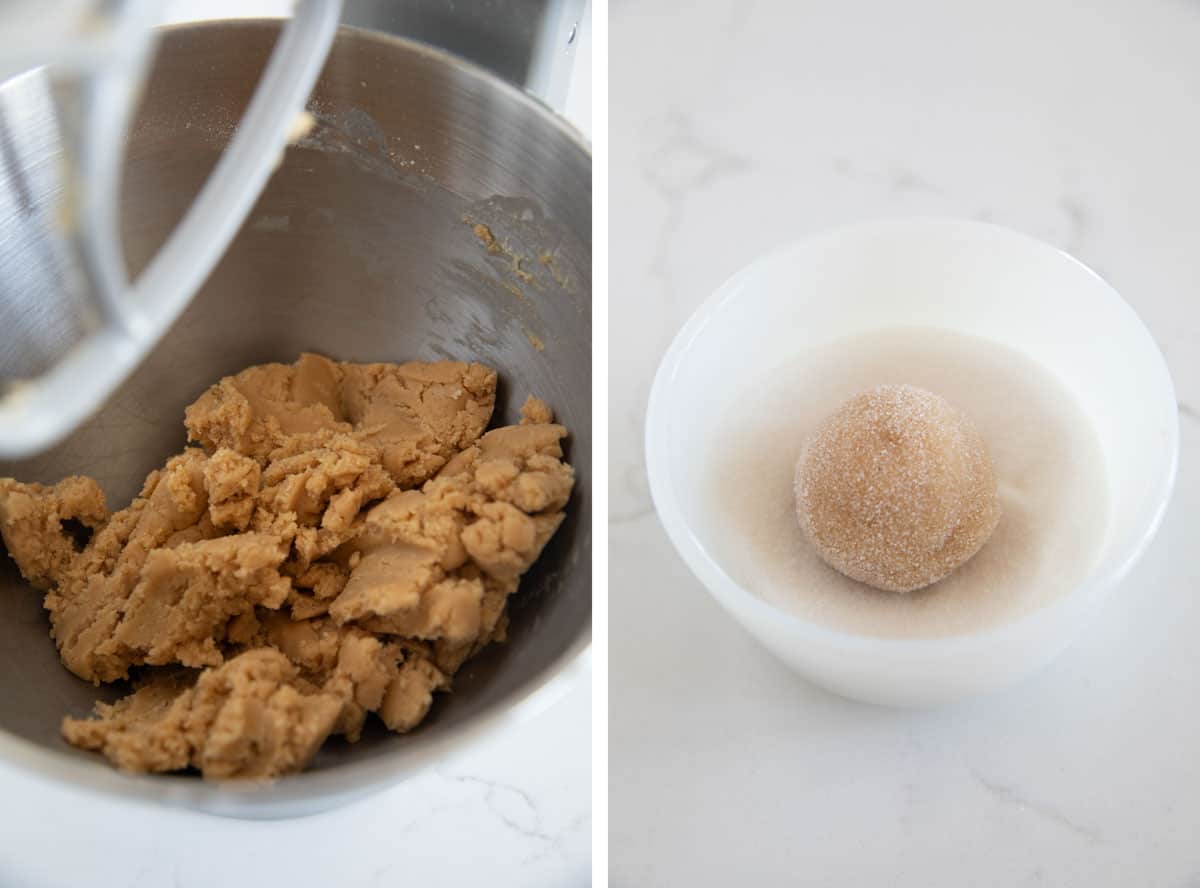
[0,354,573,779]
[794,384,999,593]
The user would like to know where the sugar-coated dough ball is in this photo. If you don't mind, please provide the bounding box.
[794,384,1000,593]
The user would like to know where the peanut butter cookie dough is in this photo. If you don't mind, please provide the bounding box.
[794,384,1000,593]
[0,354,574,780]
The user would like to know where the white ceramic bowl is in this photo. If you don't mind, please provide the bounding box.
[646,218,1178,706]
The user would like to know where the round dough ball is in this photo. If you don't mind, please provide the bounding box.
[794,384,1000,593]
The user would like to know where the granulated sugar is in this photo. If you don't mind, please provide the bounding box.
[702,327,1111,639]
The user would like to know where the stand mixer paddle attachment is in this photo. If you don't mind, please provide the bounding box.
[0,0,342,457]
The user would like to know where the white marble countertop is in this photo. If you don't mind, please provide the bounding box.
[0,4,592,887]
[610,0,1200,884]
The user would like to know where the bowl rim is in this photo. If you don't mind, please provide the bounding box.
[0,19,592,817]
[645,216,1180,658]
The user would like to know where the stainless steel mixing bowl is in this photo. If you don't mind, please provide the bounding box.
[0,21,590,818]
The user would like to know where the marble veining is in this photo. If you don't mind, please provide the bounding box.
[967,767,1107,847]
